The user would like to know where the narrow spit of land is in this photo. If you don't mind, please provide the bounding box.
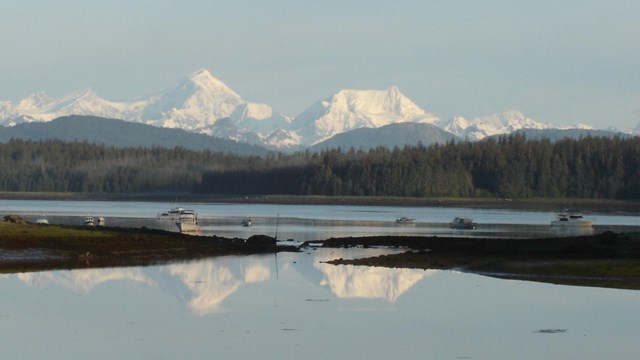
[0,218,287,273]
[318,231,640,290]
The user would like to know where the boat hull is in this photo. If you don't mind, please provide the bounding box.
[550,220,593,227]
[177,222,200,233]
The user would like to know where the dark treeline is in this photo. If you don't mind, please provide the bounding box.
[1,136,639,199]
[0,139,260,192]
[199,135,640,199]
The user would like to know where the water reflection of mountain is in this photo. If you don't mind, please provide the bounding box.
[16,268,156,293]
[163,257,271,315]
[316,265,436,302]
[309,249,437,302]
[8,249,436,313]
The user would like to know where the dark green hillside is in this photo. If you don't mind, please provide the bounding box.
[200,135,640,199]
[310,122,459,152]
[0,134,638,199]
[496,128,630,142]
[0,115,268,156]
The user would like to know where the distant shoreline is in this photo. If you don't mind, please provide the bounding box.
[1,192,639,213]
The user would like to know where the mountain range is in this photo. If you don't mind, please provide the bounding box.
[0,69,635,152]
[0,115,269,156]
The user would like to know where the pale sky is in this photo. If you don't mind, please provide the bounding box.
[1,0,639,130]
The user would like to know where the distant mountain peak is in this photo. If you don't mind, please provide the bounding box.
[293,86,440,145]
[441,110,551,141]
[0,70,607,150]
[186,69,240,99]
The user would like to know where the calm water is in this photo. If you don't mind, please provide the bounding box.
[1,199,639,240]
[1,248,640,359]
[1,201,640,358]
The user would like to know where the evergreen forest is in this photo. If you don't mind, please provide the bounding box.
[1,135,639,199]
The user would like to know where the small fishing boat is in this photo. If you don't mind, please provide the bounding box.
[551,209,593,227]
[450,217,477,230]
[83,216,105,226]
[241,217,253,227]
[83,216,95,226]
[396,217,416,224]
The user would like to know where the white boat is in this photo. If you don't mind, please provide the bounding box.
[551,209,593,227]
[35,216,49,225]
[83,216,105,226]
[396,217,416,224]
[241,217,253,227]
[158,207,198,223]
[167,208,199,233]
[177,221,200,233]
[83,216,95,226]
[450,217,477,230]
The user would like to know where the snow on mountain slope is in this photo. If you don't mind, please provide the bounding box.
[1,70,607,149]
[292,86,440,145]
[440,110,551,141]
[143,69,244,129]
[0,69,290,146]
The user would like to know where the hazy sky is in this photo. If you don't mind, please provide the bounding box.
[1,0,639,130]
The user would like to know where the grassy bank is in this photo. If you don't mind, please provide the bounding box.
[0,220,283,273]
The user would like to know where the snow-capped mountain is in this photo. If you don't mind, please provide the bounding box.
[439,110,552,141]
[0,89,147,125]
[1,69,612,150]
[291,87,440,145]
[0,69,291,148]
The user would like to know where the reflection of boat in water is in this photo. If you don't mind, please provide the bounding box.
[551,209,593,227]
[35,216,49,225]
[396,217,415,224]
[241,217,253,227]
[450,217,477,230]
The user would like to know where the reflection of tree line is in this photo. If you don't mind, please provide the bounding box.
[12,251,436,313]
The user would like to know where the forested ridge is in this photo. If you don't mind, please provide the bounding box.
[1,135,639,199]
